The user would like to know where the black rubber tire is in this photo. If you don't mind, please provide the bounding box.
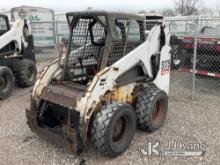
[0,66,14,99]
[136,86,168,132]
[91,102,136,157]
[12,59,37,87]
[170,35,184,70]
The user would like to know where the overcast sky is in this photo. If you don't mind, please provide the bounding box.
[0,0,219,13]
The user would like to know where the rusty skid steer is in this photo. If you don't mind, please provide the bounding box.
[26,11,171,157]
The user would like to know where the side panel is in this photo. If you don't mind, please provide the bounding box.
[153,45,171,94]
[77,25,171,117]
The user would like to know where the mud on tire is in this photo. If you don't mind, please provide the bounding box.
[136,86,168,132]
[12,59,37,87]
[91,102,136,157]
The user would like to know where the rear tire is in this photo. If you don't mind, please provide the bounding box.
[91,102,136,157]
[0,66,14,99]
[12,59,37,87]
[136,87,168,132]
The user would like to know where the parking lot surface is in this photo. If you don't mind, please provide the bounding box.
[0,61,219,165]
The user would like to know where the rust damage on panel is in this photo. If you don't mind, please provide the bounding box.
[81,84,141,143]
[40,85,79,109]
[112,86,133,103]
[101,84,143,107]
[81,84,135,142]
[82,84,135,135]
[26,97,83,154]
[102,85,134,104]
[26,108,82,153]
[62,125,82,153]
[82,101,103,143]
[38,59,60,79]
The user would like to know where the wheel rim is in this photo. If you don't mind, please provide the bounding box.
[0,75,7,90]
[112,116,126,143]
[27,66,35,82]
[152,99,166,125]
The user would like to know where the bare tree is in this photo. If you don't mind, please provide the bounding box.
[138,10,147,14]
[174,0,200,15]
[162,8,176,16]
[199,7,214,16]
[217,1,220,16]
[149,10,157,14]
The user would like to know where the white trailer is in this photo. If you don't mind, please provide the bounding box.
[11,6,55,47]
[55,13,69,42]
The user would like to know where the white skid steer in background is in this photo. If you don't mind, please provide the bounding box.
[0,14,37,99]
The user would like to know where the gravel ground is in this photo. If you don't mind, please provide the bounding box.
[0,63,219,165]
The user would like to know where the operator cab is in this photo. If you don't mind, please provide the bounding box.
[64,13,107,83]
[62,11,146,85]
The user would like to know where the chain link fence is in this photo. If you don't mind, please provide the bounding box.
[29,17,220,102]
[166,17,220,102]
[29,21,69,62]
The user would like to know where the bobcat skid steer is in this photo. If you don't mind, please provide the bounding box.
[0,14,37,99]
[26,11,171,157]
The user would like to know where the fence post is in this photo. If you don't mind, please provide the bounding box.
[54,21,61,58]
[192,16,199,100]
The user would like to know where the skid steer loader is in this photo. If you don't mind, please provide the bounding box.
[26,11,171,157]
[0,14,37,99]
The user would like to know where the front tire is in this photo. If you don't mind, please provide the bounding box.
[91,102,136,157]
[12,59,37,87]
[0,66,14,99]
[136,87,168,132]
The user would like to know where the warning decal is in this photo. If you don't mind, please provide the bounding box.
[161,60,171,75]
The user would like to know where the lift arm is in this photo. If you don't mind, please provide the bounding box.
[78,24,171,120]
